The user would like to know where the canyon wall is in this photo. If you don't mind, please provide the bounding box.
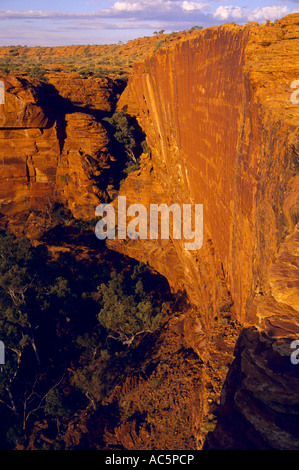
[110,14,299,448]
[114,15,299,327]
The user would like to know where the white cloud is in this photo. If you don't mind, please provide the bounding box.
[213,4,296,22]
[248,5,291,21]
[1,3,294,23]
[213,5,244,20]
[113,1,145,12]
[110,0,181,14]
[182,1,209,12]
[0,1,297,46]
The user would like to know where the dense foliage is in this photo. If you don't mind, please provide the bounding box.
[0,30,200,80]
[0,230,170,449]
[98,266,169,345]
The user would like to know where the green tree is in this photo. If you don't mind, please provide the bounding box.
[189,25,203,32]
[97,264,168,346]
[72,366,104,410]
[155,40,164,52]
[44,387,72,432]
[103,111,138,165]
[0,229,172,448]
[0,231,73,436]
[27,64,47,81]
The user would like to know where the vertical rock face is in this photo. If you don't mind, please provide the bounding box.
[114,16,299,327]
[47,74,120,112]
[0,76,49,128]
[110,15,299,448]
[56,112,115,218]
[0,76,57,214]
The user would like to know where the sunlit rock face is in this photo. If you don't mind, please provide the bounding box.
[113,15,299,329]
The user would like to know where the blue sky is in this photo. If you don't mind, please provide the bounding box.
[0,0,298,46]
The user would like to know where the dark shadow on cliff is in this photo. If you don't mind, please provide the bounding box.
[202,327,271,450]
[31,77,128,155]
[33,76,127,120]
[100,110,148,190]
[34,79,144,194]
[203,327,299,450]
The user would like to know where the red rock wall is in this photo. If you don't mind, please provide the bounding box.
[0,16,299,449]
[114,16,299,331]
[110,15,299,448]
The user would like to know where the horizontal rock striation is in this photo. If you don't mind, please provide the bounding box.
[0,74,122,218]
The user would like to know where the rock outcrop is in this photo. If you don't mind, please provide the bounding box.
[0,76,49,128]
[0,74,121,218]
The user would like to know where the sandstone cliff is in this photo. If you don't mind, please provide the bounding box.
[109,14,299,449]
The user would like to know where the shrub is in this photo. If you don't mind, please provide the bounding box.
[154,40,164,52]
[27,64,48,82]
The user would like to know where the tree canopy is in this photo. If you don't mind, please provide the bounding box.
[98,264,169,345]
